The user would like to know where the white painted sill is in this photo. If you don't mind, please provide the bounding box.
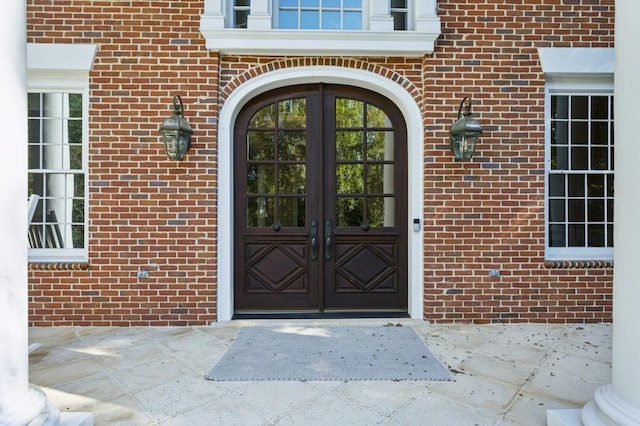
[199,29,440,57]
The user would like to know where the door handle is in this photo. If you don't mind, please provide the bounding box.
[310,219,318,261]
[325,219,333,260]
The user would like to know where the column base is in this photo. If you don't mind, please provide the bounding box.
[548,384,640,426]
[0,386,48,426]
[581,384,640,426]
[547,384,640,426]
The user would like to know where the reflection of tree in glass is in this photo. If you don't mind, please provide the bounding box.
[69,93,84,248]
[278,98,306,127]
[247,98,307,227]
[249,104,275,128]
[335,98,392,227]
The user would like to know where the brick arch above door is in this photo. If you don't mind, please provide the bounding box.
[216,65,424,321]
[219,57,423,107]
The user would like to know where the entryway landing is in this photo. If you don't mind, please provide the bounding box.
[28,320,611,425]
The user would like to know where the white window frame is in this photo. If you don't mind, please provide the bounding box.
[27,43,97,263]
[540,48,615,261]
[273,0,367,30]
[200,0,441,56]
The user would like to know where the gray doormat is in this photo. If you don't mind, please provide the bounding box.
[205,325,451,381]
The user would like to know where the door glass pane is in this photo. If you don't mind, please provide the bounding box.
[367,164,394,194]
[336,98,363,127]
[368,196,395,227]
[249,104,275,128]
[278,98,306,127]
[278,164,306,193]
[247,164,275,194]
[366,131,394,161]
[337,196,363,226]
[248,131,275,160]
[278,197,305,227]
[336,131,363,160]
[366,104,390,128]
[336,164,364,194]
[278,131,306,160]
[247,197,274,227]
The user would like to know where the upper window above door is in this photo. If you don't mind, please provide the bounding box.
[200,0,441,56]
[277,0,363,30]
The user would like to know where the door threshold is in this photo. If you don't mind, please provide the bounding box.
[232,311,410,320]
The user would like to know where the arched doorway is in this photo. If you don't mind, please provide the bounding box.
[233,84,407,314]
[216,66,424,321]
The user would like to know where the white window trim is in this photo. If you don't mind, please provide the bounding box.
[540,48,614,261]
[27,43,97,263]
[200,0,441,57]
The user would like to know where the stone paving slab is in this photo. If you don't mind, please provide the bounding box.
[28,321,612,425]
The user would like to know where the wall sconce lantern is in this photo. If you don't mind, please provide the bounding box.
[449,97,482,162]
[159,95,193,160]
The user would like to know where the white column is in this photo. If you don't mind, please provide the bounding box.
[247,0,272,30]
[580,0,640,424]
[369,1,393,31]
[0,2,58,426]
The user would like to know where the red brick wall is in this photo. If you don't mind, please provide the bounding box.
[27,0,614,325]
[28,0,219,325]
[422,0,614,323]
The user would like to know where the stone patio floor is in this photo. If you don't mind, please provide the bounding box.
[28,320,612,425]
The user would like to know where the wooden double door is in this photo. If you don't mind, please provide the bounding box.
[234,84,408,314]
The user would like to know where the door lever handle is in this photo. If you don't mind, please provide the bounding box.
[310,219,318,261]
[325,219,333,260]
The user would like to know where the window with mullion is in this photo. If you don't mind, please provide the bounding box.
[547,93,614,259]
[233,0,250,28]
[277,0,363,30]
[391,0,408,31]
[28,92,87,255]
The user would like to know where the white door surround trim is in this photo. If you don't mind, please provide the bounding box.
[216,66,424,321]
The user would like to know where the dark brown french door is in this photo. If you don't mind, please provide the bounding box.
[233,84,407,314]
